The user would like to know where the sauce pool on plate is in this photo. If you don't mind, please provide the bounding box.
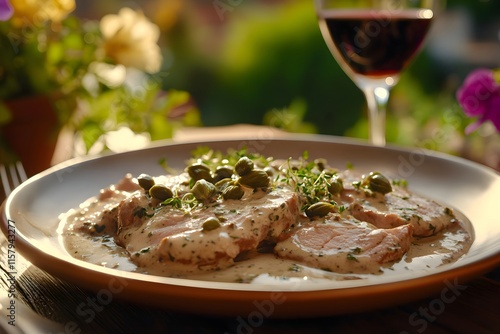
[59,148,473,283]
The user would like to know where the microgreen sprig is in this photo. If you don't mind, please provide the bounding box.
[188,146,270,171]
[276,156,338,209]
[163,192,200,214]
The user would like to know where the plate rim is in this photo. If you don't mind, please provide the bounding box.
[2,135,499,317]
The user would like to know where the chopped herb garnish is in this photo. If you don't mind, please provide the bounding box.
[133,207,147,218]
[347,253,359,262]
[392,179,408,187]
[277,156,340,207]
[351,247,362,254]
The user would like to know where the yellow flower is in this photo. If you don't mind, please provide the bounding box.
[10,0,75,26]
[100,8,162,74]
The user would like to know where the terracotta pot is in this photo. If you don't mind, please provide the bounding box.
[0,95,60,176]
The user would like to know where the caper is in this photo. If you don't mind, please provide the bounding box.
[191,179,216,200]
[238,169,270,189]
[305,202,336,218]
[149,184,173,201]
[323,168,338,177]
[186,163,213,182]
[202,217,221,231]
[234,156,254,176]
[222,184,245,200]
[215,178,235,193]
[214,165,234,182]
[315,158,327,171]
[327,176,344,195]
[137,173,155,190]
[362,172,392,194]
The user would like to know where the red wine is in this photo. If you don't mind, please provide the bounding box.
[319,9,433,77]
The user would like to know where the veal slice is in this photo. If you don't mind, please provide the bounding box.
[274,213,413,274]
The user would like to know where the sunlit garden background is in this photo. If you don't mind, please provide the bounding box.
[1,0,499,174]
[81,0,500,163]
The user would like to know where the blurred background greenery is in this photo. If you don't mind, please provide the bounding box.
[77,0,500,167]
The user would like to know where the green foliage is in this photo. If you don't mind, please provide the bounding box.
[1,10,201,156]
[446,0,500,22]
[262,98,317,134]
[164,1,364,137]
[0,17,97,101]
[75,83,201,152]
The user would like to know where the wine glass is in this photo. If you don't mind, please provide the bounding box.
[314,0,442,146]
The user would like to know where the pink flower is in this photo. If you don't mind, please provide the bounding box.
[0,0,13,21]
[456,68,500,134]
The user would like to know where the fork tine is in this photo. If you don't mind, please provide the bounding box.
[8,163,20,189]
[0,162,28,199]
[0,164,10,197]
[15,161,27,184]
[9,161,26,190]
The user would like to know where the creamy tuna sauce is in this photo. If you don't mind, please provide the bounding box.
[60,149,473,284]
[62,210,471,283]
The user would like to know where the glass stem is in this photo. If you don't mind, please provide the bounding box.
[363,86,389,147]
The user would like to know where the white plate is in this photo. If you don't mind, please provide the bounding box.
[2,136,499,317]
